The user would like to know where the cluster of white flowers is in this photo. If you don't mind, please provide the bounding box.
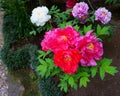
[30,6,51,26]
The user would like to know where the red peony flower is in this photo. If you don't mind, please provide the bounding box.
[54,49,81,74]
[66,0,77,9]
[41,26,80,52]
[76,31,103,66]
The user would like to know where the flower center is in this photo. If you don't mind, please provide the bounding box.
[61,36,67,41]
[87,43,94,50]
[64,56,71,61]
[37,12,40,16]
[102,11,107,17]
[81,15,86,20]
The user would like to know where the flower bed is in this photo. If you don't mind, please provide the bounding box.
[0,0,119,96]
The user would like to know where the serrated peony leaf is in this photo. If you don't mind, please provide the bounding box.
[36,64,47,77]
[39,59,46,65]
[84,24,92,34]
[58,81,68,93]
[104,66,118,75]
[97,25,109,36]
[100,67,105,80]
[97,58,112,66]
[97,24,101,35]
[45,58,54,69]
[80,77,90,87]
[90,67,98,78]
[51,68,61,76]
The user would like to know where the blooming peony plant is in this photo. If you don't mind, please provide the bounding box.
[32,1,118,93]
[30,6,51,26]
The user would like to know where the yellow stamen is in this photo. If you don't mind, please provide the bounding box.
[87,43,94,50]
[102,11,107,17]
[61,36,67,41]
[65,57,71,61]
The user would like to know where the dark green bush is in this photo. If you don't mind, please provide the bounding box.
[28,45,65,96]
[38,77,64,96]
[1,44,30,70]
[1,0,33,39]
[105,0,120,3]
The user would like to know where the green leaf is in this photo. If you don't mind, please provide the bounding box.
[45,58,54,69]
[51,68,61,76]
[104,66,118,76]
[83,24,92,34]
[90,67,98,78]
[80,77,90,87]
[78,72,90,77]
[58,81,68,93]
[36,64,47,77]
[39,59,46,65]
[97,25,109,36]
[74,25,80,32]
[98,58,112,66]
[29,30,36,36]
[68,76,77,89]
[100,67,105,80]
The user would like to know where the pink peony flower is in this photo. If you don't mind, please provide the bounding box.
[41,26,80,52]
[72,2,89,19]
[54,49,81,74]
[66,0,77,9]
[76,31,103,66]
[95,7,112,24]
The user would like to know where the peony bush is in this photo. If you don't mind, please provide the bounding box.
[29,0,118,93]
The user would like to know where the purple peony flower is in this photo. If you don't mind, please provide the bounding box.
[72,2,89,19]
[95,7,112,24]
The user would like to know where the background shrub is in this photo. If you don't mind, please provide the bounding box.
[1,0,33,39]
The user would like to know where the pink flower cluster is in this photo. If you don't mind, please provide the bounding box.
[67,1,112,24]
[95,7,112,24]
[41,26,103,74]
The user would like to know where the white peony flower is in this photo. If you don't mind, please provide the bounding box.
[30,6,51,26]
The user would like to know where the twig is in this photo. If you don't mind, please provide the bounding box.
[87,0,95,11]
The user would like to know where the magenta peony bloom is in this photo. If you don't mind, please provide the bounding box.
[54,49,81,74]
[72,2,89,19]
[76,31,103,66]
[41,26,80,52]
[66,0,77,9]
[95,7,112,24]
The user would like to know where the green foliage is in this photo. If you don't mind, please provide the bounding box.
[37,49,118,92]
[90,67,98,78]
[105,0,120,3]
[83,24,93,34]
[30,22,53,36]
[1,0,33,38]
[96,24,111,36]
[1,45,30,70]
[98,58,118,80]
[38,77,64,96]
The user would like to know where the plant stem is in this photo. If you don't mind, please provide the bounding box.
[87,0,95,11]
